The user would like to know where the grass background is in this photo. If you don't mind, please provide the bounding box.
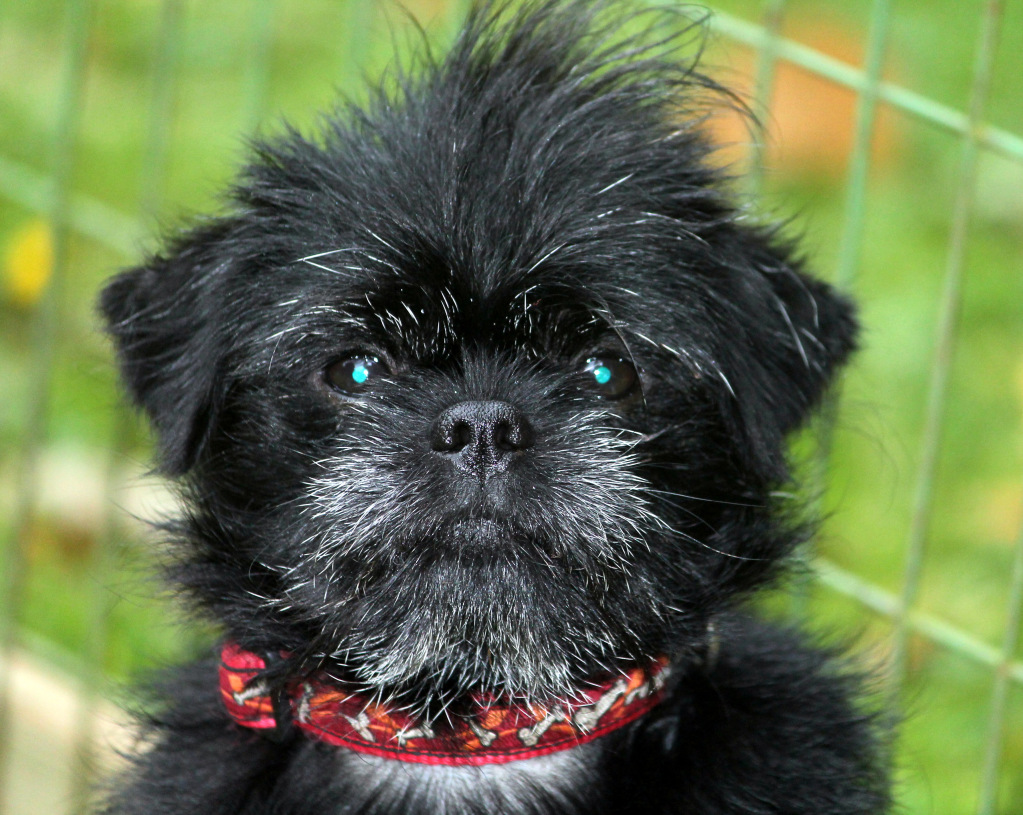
[1,0,1021,812]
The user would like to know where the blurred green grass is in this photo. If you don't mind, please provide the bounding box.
[1,0,1021,812]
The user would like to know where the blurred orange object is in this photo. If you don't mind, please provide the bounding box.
[709,20,901,179]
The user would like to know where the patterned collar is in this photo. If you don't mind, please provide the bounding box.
[220,642,672,766]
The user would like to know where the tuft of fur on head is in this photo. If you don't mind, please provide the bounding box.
[101,0,856,715]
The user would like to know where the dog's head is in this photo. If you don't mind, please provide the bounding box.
[101,1,855,706]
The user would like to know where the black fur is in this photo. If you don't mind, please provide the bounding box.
[99,1,889,812]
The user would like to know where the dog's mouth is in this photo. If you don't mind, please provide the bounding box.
[428,514,567,563]
[445,516,512,550]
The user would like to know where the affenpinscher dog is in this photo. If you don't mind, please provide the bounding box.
[99,1,889,812]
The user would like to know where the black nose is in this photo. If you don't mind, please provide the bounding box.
[430,400,535,480]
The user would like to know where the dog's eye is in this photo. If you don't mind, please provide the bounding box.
[582,356,638,399]
[324,355,388,395]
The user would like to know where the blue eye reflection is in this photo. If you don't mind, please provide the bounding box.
[582,356,638,399]
[325,355,386,395]
[351,363,370,384]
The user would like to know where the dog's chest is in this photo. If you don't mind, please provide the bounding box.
[293,740,603,814]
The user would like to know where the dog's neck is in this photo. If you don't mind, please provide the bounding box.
[220,642,674,766]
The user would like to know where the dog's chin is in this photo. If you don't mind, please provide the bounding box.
[301,517,661,708]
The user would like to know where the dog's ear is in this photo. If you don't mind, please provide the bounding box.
[714,228,858,479]
[100,221,234,475]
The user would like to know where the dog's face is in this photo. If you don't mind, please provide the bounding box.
[101,2,855,707]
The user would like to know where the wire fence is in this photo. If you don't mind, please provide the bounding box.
[0,0,1020,812]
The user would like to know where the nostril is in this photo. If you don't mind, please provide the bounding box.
[494,416,534,451]
[449,419,473,453]
[432,416,473,453]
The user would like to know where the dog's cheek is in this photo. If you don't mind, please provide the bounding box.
[197,378,341,506]
[634,376,729,477]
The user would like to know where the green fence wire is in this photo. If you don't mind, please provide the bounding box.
[0,1,1020,812]
[892,0,1002,700]
[708,7,1023,161]
[0,0,94,793]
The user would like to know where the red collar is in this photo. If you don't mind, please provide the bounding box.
[220,642,671,766]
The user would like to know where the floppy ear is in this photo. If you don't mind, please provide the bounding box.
[715,229,858,479]
[100,222,233,475]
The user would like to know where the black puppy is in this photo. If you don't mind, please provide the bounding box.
[99,1,889,812]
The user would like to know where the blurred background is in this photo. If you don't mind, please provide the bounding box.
[0,0,1020,812]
